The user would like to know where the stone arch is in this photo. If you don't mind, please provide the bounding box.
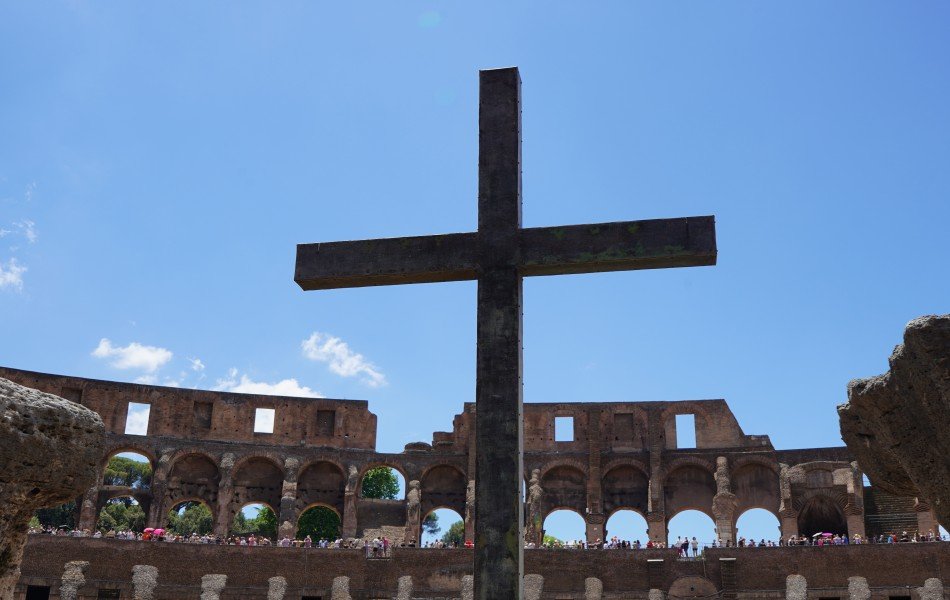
[296,503,342,541]
[230,456,284,513]
[796,493,847,537]
[421,507,464,544]
[540,464,587,515]
[102,444,157,468]
[662,456,716,480]
[101,448,154,490]
[420,464,467,517]
[165,452,221,510]
[230,500,278,537]
[735,507,781,544]
[602,463,649,516]
[539,458,588,480]
[664,464,716,519]
[668,576,718,599]
[542,508,587,545]
[297,461,346,515]
[166,498,216,536]
[358,462,409,499]
[732,462,781,517]
[95,494,146,533]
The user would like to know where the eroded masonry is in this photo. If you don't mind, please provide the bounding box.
[2,365,940,549]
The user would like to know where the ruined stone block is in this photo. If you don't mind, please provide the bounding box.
[200,574,227,600]
[917,578,944,600]
[785,575,806,600]
[523,574,543,600]
[847,576,869,600]
[332,576,351,600]
[461,575,474,600]
[396,576,412,600]
[59,561,89,600]
[585,577,603,600]
[132,565,158,600]
[268,576,287,600]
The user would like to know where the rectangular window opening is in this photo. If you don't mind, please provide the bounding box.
[124,402,151,436]
[675,414,696,448]
[193,401,213,431]
[254,407,275,434]
[554,416,574,442]
[25,586,51,600]
[316,409,335,437]
[97,590,121,599]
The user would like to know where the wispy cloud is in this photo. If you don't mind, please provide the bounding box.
[189,358,205,372]
[301,332,386,388]
[15,220,37,243]
[215,367,323,398]
[92,338,173,372]
[0,258,26,291]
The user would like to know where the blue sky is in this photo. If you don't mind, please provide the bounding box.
[3,2,949,543]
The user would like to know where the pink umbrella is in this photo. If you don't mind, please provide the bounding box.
[143,528,155,533]
[821,532,834,538]
[153,528,165,536]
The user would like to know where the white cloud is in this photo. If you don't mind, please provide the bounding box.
[16,220,36,243]
[301,332,387,388]
[92,338,173,372]
[0,258,26,291]
[134,374,158,385]
[189,358,205,372]
[215,367,323,398]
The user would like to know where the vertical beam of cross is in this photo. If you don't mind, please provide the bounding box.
[474,67,523,600]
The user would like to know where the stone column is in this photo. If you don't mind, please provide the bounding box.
[915,499,939,538]
[268,576,288,600]
[279,458,300,540]
[844,509,866,540]
[847,576,869,600]
[465,478,476,543]
[396,576,413,600]
[146,451,173,529]
[649,589,665,600]
[200,574,227,600]
[0,378,105,600]
[585,513,605,546]
[405,479,421,546]
[647,512,667,544]
[585,577,603,600]
[59,561,90,600]
[785,575,806,600]
[917,578,944,600]
[342,465,359,539]
[712,457,738,545]
[523,575,543,600]
[331,576,351,600]
[586,407,604,544]
[132,565,159,600]
[778,463,798,541]
[461,575,474,600]
[213,453,235,538]
[77,482,101,532]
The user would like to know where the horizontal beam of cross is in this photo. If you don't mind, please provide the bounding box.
[294,215,715,290]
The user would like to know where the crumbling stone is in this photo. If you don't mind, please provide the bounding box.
[785,575,806,600]
[59,561,89,600]
[917,578,944,600]
[0,377,104,600]
[332,576,351,600]
[268,575,287,600]
[585,577,603,600]
[847,576,869,600]
[132,565,158,600]
[396,576,412,600]
[523,574,543,600]
[649,589,664,600]
[461,575,474,600]
[200,574,227,600]
[838,315,950,528]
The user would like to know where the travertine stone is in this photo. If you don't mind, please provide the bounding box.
[649,589,664,600]
[585,577,603,600]
[839,315,950,528]
[132,565,159,600]
[0,377,104,600]
[200,574,227,600]
[461,575,474,600]
[847,576,869,600]
[396,576,413,600]
[332,576,351,600]
[785,575,806,600]
[523,574,543,600]
[917,578,943,600]
[59,561,89,600]
[268,576,287,600]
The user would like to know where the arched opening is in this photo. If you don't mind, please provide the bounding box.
[422,507,464,547]
[939,525,948,540]
[420,465,466,517]
[542,509,586,547]
[605,509,649,546]
[735,508,781,545]
[540,465,586,515]
[96,496,145,533]
[669,576,718,598]
[732,463,780,517]
[667,510,716,551]
[167,453,220,509]
[797,495,846,538]
[167,500,214,537]
[359,465,406,499]
[664,465,716,521]
[231,502,277,540]
[231,457,283,514]
[602,465,649,516]
[297,461,346,516]
[296,505,341,542]
[102,451,153,490]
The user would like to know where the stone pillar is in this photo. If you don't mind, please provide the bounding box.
[844,510,866,540]
[396,576,413,600]
[779,511,799,541]
[213,453,236,538]
[405,480,421,546]
[586,513,605,546]
[132,565,159,600]
[0,378,105,600]
[279,458,300,540]
[915,499,939,538]
[331,576,351,600]
[917,578,944,600]
[847,577,869,600]
[523,575,543,600]
[77,483,101,532]
[585,577,603,600]
[465,478,476,543]
[268,576,288,600]
[146,451,173,529]
[59,561,90,600]
[342,465,359,538]
[647,512,667,544]
[461,575,474,600]
[200,574,227,600]
[649,589,665,600]
[785,575,806,600]
[712,457,737,545]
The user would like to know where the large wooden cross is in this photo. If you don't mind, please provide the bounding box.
[295,67,716,600]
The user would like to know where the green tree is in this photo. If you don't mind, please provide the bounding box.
[232,505,277,539]
[96,498,145,532]
[35,501,76,529]
[296,506,341,540]
[103,456,152,489]
[231,510,252,535]
[542,534,562,547]
[441,520,465,546]
[422,513,440,536]
[361,467,400,499]
[167,502,213,536]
